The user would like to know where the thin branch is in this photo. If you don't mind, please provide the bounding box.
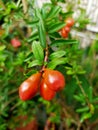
[22,0,28,13]
[75,75,91,109]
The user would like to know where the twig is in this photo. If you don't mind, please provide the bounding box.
[22,0,28,13]
[75,75,91,109]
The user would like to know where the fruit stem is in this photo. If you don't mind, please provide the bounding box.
[40,44,49,73]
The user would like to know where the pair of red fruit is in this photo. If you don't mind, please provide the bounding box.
[61,17,74,38]
[19,68,65,101]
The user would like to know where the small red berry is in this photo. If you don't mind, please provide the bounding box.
[64,26,70,33]
[61,28,68,38]
[11,38,21,48]
[65,17,74,27]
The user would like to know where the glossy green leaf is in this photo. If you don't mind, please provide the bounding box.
[49,50,66,59]
[48,21,65,30]
[48,58,68,69]
[51,39,79,46]
[32,41,44,62]
[35,8,46,48]
[28,60,42,68]
[38,23,46,48]
[48,22,65,33]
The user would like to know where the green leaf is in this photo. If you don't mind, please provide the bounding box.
[48,58,68,69]
[28,60,42,68]
[51,39,79,46]
[92,97,98,103]
[74,94,85,103]
[28,32,39,42]
[26,19,39,27]
[66,69,75,75]
[0,45,6,51]
[32,41,44,62]
[35,8,46,48]
[89,104,95,114]
[48,22,65,33]
[38,23,46,48]
[46,5,61,19]
[80,112,92,122]
[41,3,52,19]
[76,107,89,113]
[49,32,61,39]
[49,50,66,59]
[88,87,93,102]
[61,11,74,19]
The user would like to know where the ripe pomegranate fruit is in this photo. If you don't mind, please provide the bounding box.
[19,72,41,101]
[43,69,65,92]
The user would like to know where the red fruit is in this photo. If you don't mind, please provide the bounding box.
[43,69,65,92]
[11,38,21,48]
[19,72,41,101]
[65,17,74,27]
[61,28,68,38]
[64,26,70,33]
[40,80,56,101]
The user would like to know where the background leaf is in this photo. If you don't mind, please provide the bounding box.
[51,39,79,46]
[48,22,66,33]
[46,5,61,19]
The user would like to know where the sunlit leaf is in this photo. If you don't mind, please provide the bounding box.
[32,41,44,62]
[48,22,65,33]
[48,58,68,69]
[49,50,66,59]
[28,60,42,68]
